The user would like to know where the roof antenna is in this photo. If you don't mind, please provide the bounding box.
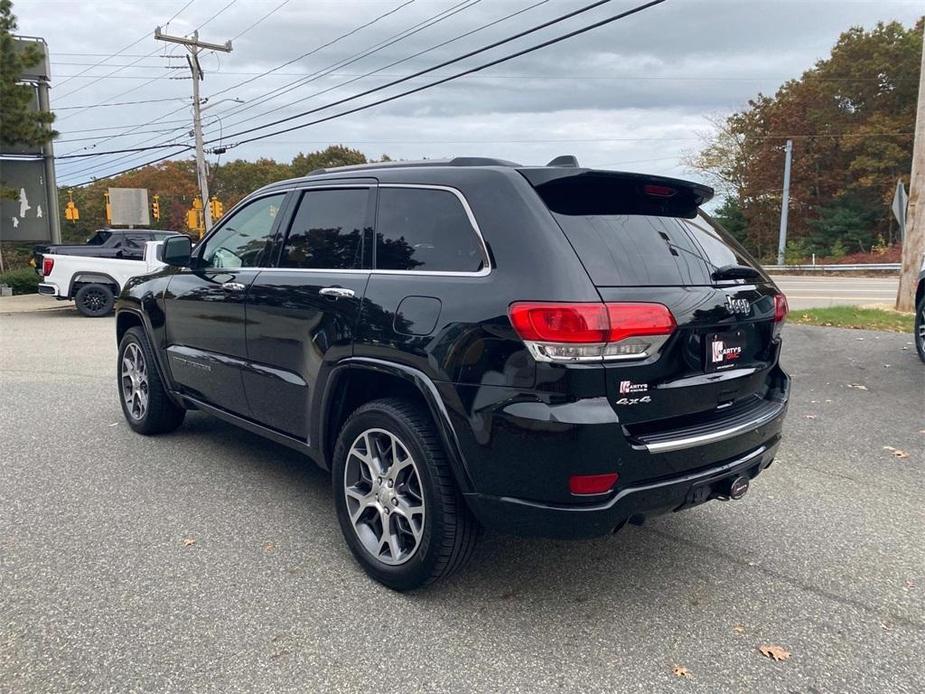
[547,155,579,167]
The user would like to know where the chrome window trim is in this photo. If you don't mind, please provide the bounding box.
[374,184,491,277]
[221,183,492,277]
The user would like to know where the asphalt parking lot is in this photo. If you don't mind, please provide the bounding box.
[2,309,923,693]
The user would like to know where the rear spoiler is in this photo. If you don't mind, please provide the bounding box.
[518,168,714,219]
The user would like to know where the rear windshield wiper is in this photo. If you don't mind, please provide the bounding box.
[711,264,761,282]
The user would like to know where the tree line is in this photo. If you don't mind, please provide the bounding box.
[688,20,922,263]
[59,145,388,241]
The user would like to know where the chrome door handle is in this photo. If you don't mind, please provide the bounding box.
[222,282,246,292]
[319,286,355,299]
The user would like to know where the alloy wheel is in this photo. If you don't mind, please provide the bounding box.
[83,288,107,312]
[121,342,149,421]
[343,428,426,566]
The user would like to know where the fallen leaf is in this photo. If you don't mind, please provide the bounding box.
[734,624,746,634]
[759,644,790,662]
[882,446,909,459]
[905,579,916,590]
[846,383,868,390]
[672,665,692,679]
[182,537,196,547]
[263,541,276,553]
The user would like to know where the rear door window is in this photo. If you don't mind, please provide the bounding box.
[280,188,370,270]
[374,187,485,273]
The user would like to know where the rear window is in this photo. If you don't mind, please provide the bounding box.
[86,231,111,245]
[553,213,754,287]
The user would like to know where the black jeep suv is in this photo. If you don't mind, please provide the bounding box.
[115,157,790,590]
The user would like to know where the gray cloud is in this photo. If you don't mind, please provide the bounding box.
[21,0,922,188]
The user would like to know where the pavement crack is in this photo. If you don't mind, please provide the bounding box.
[641,525,925,631]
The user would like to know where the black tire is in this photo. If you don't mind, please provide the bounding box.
[916,293,925,364]
[75,283,114,317]
[332,398,479,591]
[118,326,185,435]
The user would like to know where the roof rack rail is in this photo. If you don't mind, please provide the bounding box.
[306,156,521,177]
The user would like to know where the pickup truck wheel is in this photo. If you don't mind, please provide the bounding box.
[118,327,185,435]
[75,283,114,317]
[332,398,479,591]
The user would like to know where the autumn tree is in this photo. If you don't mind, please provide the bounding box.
[59,146,390,232]
[290,144,368,177]
[688,20,922,260]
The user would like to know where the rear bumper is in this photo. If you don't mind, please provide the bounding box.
[465,437,780,539]
[37,283,59,297]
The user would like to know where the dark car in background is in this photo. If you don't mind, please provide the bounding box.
[113,156,791,590]
[32,229,183,274]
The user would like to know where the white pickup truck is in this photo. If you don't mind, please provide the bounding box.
[38,241,166,317]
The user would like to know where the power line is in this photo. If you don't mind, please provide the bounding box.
[213,0,656,146]
[207,0,416,101]
[197,0,240,32]
[65,148,193,188]
[55,97,186,111]
[53,0,195,94]
[208,0,529,130]
[229,0,293,42]
[54,0,424,162]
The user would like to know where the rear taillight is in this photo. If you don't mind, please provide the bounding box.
[508,302,676,362]
[772,293,788,339]
[773,293,789,322]
[42,257,54,277]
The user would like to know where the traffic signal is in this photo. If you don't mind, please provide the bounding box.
[209,196,223,220]
[64,190,79,222]
[186,197,204,236]
[151,194,160,222]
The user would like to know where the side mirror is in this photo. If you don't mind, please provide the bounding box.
[162,235,192,267]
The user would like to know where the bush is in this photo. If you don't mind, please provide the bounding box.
[829,239,847,259]
[0,268,40,295]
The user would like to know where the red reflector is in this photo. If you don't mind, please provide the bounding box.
[509,302,675,344]
[774,294,789,322]
[42,257,54,276]
[643,184,676,198]
[569,472,619,495]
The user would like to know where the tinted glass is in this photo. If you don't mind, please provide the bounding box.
[553,213,749,286]
[200,194,285,269]
[87,231,110,245]
[375,188,484,272]
[280,188,368,269]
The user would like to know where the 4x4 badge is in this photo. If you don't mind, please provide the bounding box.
[725,295,750,315]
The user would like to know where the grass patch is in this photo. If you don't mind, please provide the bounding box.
[793,306,913,333]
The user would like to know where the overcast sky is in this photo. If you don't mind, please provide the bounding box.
[14,0,924,190]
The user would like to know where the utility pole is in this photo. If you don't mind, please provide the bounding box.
[154,28,231,233]
[896,31,924,313]
[776,139,793,266]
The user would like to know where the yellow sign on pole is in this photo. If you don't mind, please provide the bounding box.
[104,191,112,226]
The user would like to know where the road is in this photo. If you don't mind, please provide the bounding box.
[1,310,923,693]
[770,274,899,310]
